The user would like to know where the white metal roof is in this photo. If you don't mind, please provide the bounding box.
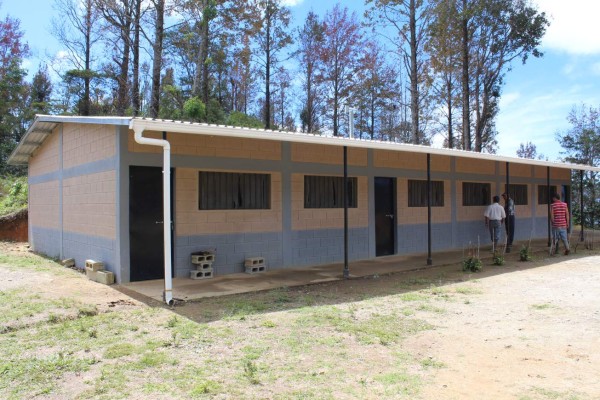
[9,114,600,172]
[8,115,131,165]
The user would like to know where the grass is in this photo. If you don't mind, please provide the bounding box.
[0,247,443,398]
[530,303,555,310]
[3,244,597,399]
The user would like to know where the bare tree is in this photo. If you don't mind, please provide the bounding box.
[317,4,363,136]
[367,0,432,144]
[296,11,323,133]
[51,0,101,115]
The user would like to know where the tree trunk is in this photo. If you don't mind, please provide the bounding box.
[474,72,482,152]
[447,74,453,148]
[132,0,141,116]
[461,0,471,150]
[150,0,164,118]
[83,0,92,116]
[201,0,210,105]
[264,6,272,129]
[409,0,420,145]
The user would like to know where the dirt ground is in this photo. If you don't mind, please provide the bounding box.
[2,241,599,399]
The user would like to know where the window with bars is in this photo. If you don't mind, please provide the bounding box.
[408,180,444,207]
[198,172,271,210]
[504,184,528,205]
[537,185,557,205]
[304,175,358,208]
[462,182,491,206]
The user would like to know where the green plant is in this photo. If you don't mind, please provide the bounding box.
[462,257,482,273]
[493,253,505,265]
[0,176,28,215]
[243,359,260,384]
[519,245,532,261]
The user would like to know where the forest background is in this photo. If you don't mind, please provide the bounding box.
[0,0,599,225]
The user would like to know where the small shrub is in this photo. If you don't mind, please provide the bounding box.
[519,245,532,261]
[462,257,482,273]
[492,253,505,266]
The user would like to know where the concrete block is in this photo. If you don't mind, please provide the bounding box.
[194,262,213,271]
[244,257,265,267]
[96,270,115,285]
[61,258,75,267]
[245,265,266,274]
[190,269,213,280]
[85,259,104,271]
[85,266,98,281]
[191,251,215,264]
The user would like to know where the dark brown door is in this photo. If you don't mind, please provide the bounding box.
[375,177,396,256]
[129,166,172,281]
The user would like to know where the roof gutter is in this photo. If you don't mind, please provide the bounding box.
[130,120,174,306]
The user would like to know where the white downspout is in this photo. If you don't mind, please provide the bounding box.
[132,125,174,306]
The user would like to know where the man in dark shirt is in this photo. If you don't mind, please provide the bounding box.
[502,192,515,252]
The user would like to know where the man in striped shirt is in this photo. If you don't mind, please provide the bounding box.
[550,193,570,255]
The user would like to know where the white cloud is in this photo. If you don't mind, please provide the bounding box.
[534,0,600,55]
[499,91,521,108]
[496,85,600,160]
[281,0,304,6]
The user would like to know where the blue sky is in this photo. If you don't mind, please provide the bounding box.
[4,0,600,161]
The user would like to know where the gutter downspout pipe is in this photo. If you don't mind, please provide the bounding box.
[132,124,174,306]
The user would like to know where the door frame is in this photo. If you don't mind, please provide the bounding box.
[128,165,175,281]
[374,176,397,257]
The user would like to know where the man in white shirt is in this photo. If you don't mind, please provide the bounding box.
[484,195,506,251]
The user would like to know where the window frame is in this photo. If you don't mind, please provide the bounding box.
[198,171,271,210]
[304,175,358,209]
[537,185,557,205]
[504,184,528,206]
[462,182,492,206]
[408,179,445,207]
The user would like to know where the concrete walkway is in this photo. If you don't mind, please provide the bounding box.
[120,239,557,302]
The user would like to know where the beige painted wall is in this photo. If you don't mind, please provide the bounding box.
[129,131,282,160]
[374,151,451,172]
[455,158,496,175]
[63,171,116,239]
[29,128,60,177]
[291,174,368,230]
[29,181,59,229]
[292,143,367,166]
[63,123,116,169]
[175,168,282,236]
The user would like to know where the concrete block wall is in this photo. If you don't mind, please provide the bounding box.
[123,126,574,280]
[29,129,59,177]
[27,122,118,277]
[129,131,282,160]
[63,171,117,239]
[290,228,369,267]
[63,123,116,169]
[29,129,61,257]
[397,223,453,254]
[175,232,283,276]
[291,143,367,166]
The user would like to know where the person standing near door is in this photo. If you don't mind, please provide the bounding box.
[484,195,506,252]
[502,192,515,252]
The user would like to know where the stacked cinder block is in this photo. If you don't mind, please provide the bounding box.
[85,259,115,285]
[245,257,266,274]
[190,251,215,279]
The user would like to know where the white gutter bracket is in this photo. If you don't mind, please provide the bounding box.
[132,124,174,306]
